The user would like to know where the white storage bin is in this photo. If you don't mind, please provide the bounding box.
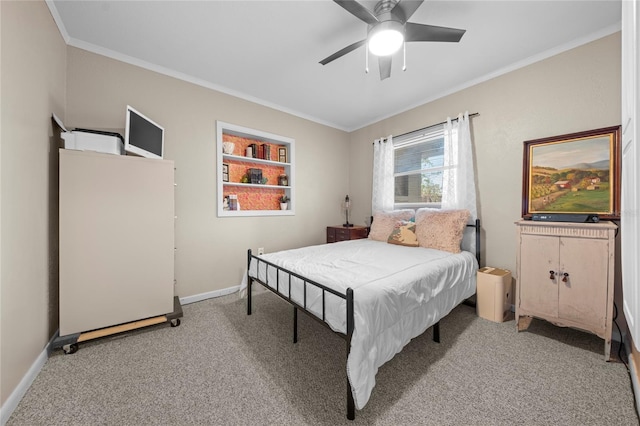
[477,267,512,322]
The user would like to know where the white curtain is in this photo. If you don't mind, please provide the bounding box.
[443,112,478,254]
[372,136,394,213]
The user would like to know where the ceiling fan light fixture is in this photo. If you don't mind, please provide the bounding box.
[368,21,404,56]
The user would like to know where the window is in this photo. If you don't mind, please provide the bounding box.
[393,124,445,208]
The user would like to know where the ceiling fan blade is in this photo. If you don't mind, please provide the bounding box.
[319,39,367,65]
[334,0,379,25]
[405,22,466,43]
[390,0,424,23]
[379,56,392,80]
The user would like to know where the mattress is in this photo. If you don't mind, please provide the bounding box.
[244,238,477,410]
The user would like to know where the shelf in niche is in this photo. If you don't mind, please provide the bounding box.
[219,209,294,217]
[222,153,290,166]
[223,182,291,189]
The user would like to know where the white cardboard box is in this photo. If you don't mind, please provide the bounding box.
[61,131,123,155]
[476,267,512,323]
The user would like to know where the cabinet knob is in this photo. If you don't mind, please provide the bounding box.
[549,270,556,280]
[562,272,569,283]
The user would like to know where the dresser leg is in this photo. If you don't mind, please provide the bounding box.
[604,339,611,362]
[517,315,533,331]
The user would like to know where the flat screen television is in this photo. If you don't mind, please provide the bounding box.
[124,105,164,159]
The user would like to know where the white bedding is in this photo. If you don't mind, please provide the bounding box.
[243,238,477,410]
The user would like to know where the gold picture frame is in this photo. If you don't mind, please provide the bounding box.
[522,126,621,220]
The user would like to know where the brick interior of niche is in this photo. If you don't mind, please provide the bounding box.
[222,134,287,210]
[223,186,284,211]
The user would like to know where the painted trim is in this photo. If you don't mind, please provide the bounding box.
[626,337,640,415]
[356,23,622,131]
[0,333,55,425]
[179,285,240,305]
[45,0,70,44]
[43,0,620,133]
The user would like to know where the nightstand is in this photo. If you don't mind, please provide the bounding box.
[327,225,368,243]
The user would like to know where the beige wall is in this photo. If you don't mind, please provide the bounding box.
[65,47,351,299]
[0,1,66,406]
[348,33,622,276]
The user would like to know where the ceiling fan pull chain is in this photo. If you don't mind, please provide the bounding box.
[365,41,369,74]
[402,41,407,71]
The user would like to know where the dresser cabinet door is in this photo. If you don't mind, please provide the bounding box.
[519,234,559,318]
[559,237,609,331]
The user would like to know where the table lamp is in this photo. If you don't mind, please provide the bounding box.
[343,195,353,227]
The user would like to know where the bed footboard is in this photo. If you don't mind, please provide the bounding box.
[247,249,356,419]
[245,218,479,420]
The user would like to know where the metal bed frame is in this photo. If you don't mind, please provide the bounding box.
[246,219,481,420]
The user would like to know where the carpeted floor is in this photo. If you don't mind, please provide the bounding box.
[7,291,639,425]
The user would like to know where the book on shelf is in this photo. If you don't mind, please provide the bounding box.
[261,143,271,160]
[249,143,258,158]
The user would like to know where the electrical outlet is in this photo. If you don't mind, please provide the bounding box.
[257,247,265,255]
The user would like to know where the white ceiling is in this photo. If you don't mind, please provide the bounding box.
[48,0,622,131]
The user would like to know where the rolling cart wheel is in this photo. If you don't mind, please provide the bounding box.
[63,343,78,355]
[170,318,181,327]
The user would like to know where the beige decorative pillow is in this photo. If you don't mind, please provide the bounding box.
[387,220,419,247]
[415,209,470,253]
[368,209,415,241]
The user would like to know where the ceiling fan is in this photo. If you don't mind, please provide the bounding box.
[320,0,466,80]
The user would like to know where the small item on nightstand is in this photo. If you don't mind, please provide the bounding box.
[342,195,353,227]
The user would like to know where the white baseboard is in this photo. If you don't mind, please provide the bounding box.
[624,338,640,414]
[630,361,640,416]
[0,331,57,426]
[179,285,240,305]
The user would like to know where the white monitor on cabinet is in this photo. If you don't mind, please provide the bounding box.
[124,105,164,159]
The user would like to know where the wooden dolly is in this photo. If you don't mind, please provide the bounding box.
[53,296,183,354]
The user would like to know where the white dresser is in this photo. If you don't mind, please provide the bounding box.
[515,220,617,360]
[59,149,175,336]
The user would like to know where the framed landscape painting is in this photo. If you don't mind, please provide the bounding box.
[522,126,621,220]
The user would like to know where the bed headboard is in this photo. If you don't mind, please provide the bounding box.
[465,219,481,266]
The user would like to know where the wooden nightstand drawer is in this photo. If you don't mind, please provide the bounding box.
[327,226,368,243]
[335,228,350,240]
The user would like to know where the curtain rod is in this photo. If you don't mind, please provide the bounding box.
[391,112,479,140]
